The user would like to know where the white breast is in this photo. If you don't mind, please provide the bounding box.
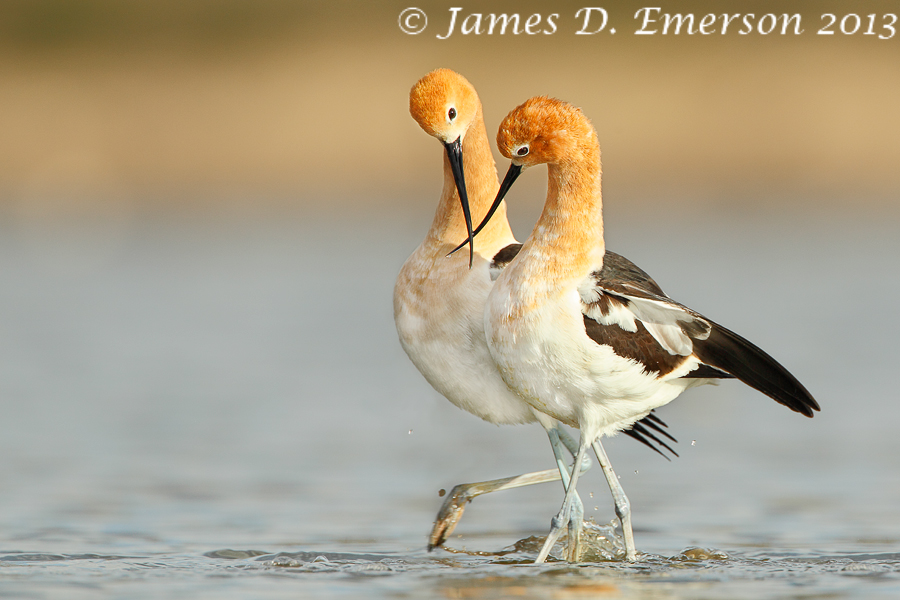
[394,242,538,426]
[485,276,693,441]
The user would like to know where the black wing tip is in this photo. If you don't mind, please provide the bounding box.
[758,371,820,417]
[693,321,821,418]
[793,391,821,418]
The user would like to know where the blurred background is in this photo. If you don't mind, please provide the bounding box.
[0,1,899,593]
[2,0,899,211]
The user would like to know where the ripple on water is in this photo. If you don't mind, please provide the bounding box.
[1,541,898,599]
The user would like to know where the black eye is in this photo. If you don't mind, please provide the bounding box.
[448,107,457,121]
[516,146,529,156]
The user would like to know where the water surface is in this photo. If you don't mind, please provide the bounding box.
[0,200,898,598]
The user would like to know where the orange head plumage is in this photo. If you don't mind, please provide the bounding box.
[496,96,598,167]
[409,69,481,145]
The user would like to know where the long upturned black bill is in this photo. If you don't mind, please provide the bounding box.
[449,162,523,257]
[444,137,475,268]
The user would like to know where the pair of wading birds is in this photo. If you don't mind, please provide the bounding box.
[394,69,819,563]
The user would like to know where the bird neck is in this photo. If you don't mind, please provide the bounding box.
[523,148,605,284]
[427,105,514,252]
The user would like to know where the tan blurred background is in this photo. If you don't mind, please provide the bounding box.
[1,0,898,218]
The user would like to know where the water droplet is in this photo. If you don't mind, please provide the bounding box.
[438,488,446,497]
[634,470,639,475]
[408,429,413,435]
[691,440,696,446]
[594,506,598,511]
[589,492,594,498]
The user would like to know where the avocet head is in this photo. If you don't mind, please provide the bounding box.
[409,68,480,146]
[409,69,482,267]
[460,97,598,243]
[496,96,596,168]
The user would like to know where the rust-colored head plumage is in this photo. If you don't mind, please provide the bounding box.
[496,96,597,166]
[409,69,481,144]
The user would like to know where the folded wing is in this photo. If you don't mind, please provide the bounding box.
[580,251,819,417]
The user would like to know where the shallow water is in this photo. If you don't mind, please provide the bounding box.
[1,200,899,598]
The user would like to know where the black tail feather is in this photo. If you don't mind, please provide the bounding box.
[624,411,679,460]
[693,321,820,417]
[632,422,679,459]
[641,412,677,443]
[623,428,669,460]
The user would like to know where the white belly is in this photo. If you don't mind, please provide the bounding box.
[485,281,691,440]
[394,244,538,426]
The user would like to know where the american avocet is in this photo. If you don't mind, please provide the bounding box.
[395,71,676,557]
[474,97,819,563]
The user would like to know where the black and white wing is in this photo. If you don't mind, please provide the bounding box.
[579,251,819,418]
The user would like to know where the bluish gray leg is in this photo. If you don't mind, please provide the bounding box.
[535,436,590,564]
[429,468,565,549]
[591,438,637,561]
[428,424,592,555]
[547,428,585,561]
[555,427,583,461]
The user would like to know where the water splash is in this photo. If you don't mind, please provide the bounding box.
[674,547,730,561]
[438,520,627,563]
